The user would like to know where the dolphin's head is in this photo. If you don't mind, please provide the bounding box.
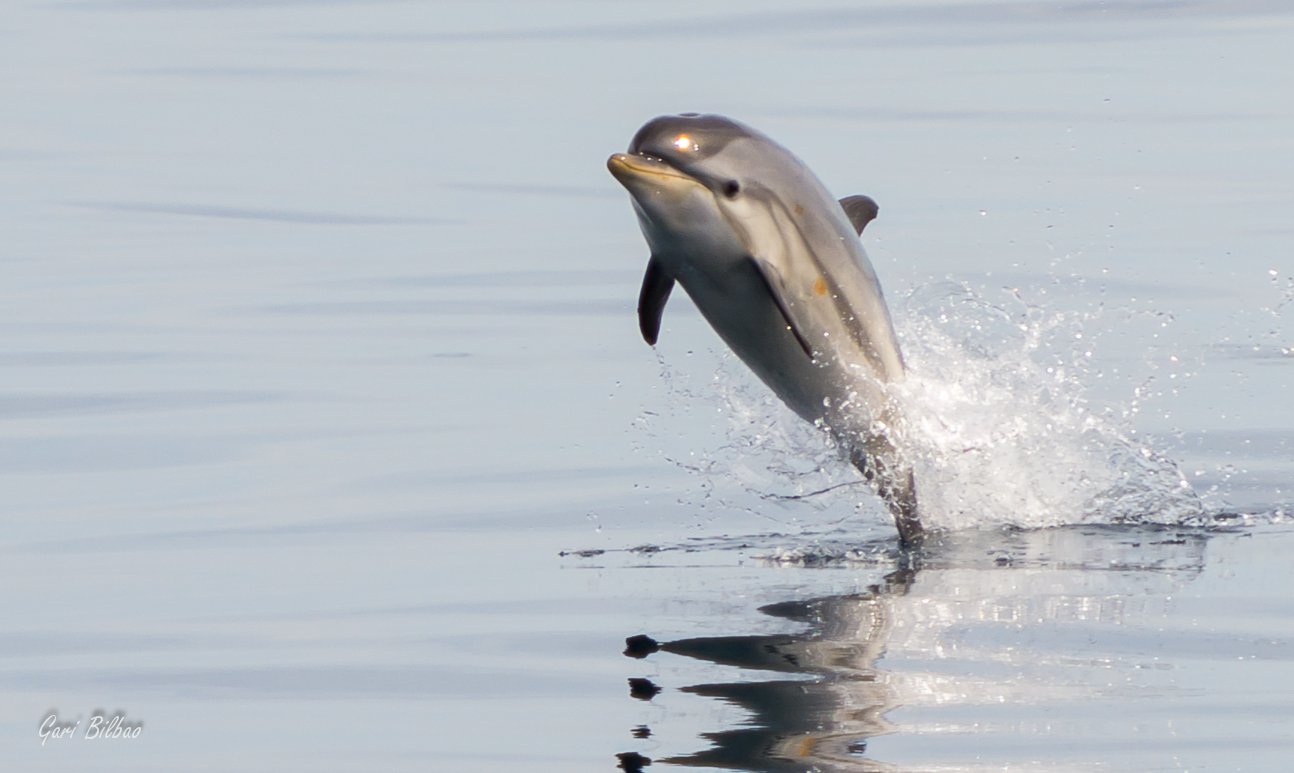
[622,113,757,191]
[607,114,775,266]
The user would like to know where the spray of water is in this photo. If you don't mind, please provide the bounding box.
[892,281,1203,531]
[645,280,1208,535]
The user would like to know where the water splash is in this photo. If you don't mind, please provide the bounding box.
[643,280,1212,535]
[892,281,1205,531]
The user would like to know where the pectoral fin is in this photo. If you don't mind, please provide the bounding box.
[839,195,879,235]
[637,255,674,346]
[749,257,814,359]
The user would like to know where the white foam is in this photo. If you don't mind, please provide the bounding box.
[890,281,1204,530]
[647,280,1208,534]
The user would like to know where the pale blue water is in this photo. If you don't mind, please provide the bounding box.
[2,1,1293,770]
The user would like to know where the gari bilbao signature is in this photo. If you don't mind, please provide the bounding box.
[608,113,921,544]
[39,710,143,744]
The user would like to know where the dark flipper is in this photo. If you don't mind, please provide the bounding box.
[748,257,814,359]
[638,255,675,345]
[850,444,923,548]
[838,195,879,235]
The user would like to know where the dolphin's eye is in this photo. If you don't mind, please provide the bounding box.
[722,180,741,199]
[673,135,696,151]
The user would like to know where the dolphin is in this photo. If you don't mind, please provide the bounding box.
[607,113,921,545]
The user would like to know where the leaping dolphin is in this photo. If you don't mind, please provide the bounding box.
[607,113,921,545]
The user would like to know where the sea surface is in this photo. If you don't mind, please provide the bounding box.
[3,1,1293,771]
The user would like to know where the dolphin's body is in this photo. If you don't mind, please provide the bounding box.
[607,113,921,544]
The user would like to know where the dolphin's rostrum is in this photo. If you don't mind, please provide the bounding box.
[608,113,921,545]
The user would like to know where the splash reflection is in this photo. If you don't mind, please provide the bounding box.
[623,527,1210,772]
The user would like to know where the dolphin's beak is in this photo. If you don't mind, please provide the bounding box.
[607,153,693,187]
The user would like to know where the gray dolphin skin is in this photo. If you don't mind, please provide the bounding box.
[607,113,922,545]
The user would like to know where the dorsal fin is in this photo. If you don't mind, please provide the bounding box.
[637,255,674,345]
[838,195,879,235]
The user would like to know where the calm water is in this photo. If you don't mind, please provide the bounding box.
[3,1,1293,770]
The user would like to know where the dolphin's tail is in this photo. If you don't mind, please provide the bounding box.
[850,443,923,548]
[884,466,922,548]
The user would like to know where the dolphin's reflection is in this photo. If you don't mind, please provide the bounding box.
[622,526,1210,772]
